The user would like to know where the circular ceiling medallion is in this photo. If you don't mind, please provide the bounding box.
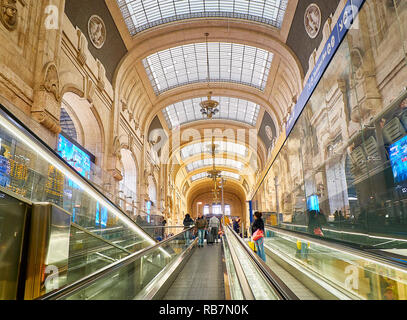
[304,3,321,39]
[88,15,106,49]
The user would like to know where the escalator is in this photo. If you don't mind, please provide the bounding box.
[32,222,407,300]
[0,103,161,300]
[259,225,407,300]
[37,226,299,300]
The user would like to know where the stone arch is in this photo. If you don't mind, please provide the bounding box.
[60,91,105,167]
[148,174,157,206]
[119,148,138,196]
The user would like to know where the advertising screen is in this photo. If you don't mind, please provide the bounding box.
[307,195,320,212]
[146,200,151,223]
[389,135,407,184]
[95,202,108,228]
[57,134,92,179]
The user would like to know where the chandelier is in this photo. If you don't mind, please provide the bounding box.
[200,91,219,119]
[207,137,221,180]
[200,33,220,119]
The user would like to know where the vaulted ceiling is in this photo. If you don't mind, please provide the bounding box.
[107,0,303,201]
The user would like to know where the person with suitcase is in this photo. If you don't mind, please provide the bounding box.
[208,215,220,245]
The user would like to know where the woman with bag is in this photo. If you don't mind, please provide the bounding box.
[252,211,266,262]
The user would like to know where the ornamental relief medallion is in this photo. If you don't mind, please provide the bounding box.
[88,15,106,49]
[304,3,321,39]
[0,0,18,31]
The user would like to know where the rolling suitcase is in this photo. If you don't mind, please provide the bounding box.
[207,227,215,245]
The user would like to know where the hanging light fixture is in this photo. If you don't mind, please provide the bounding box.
[200,33,219,119]
[207,137,221,181]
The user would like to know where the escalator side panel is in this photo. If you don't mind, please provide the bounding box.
[0,190,31,300]
[24,203,71,300]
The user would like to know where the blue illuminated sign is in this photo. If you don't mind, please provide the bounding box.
[307,195,320,212]
[146,201,152,223]
[389,136,407,184]
[95,202,108,228]
[57,134,92,179]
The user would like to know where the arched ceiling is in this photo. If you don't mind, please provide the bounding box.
[108,0,303,205]
[187,178,248,209]
[111,1,304,135]
[117,0,289,37]
[142,41,274,95]
[162,95,261,129]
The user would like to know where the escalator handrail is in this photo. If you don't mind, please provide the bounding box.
[266,225,407,271]
[225,226,299,300]
[224,229,255,300]
[71,223,132,254]
[36,227,196,300]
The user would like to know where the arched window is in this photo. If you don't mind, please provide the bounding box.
[60,107,78,141]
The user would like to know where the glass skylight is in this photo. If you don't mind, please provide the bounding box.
[190,171,240,182]
[117,0,289,36]
[186,158,244,172]
[143,42,273,95]
[163,96,260,129]
[181,141,248,160]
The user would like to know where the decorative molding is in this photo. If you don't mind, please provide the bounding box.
[43,63,61,101]
[96,59,105,91]
[0,0,18,31]
[304,3,321,39]
[88,15,106,49]
[76,28,88,66]
[121,98,128,112]
[85,76,95,103]
[31,110,60,134]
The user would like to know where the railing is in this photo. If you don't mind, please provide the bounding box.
[37,227,196,300]
[264,225,407,300]
[224,225,298,300]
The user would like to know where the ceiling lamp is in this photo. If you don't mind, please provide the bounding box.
[207,137,221,180]
[200,91,219,119]
[200,33,220,119]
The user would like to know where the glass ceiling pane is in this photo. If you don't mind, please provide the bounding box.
[163,96,261,129]
[143,42,273,95]
[181,141,248,160]
[186,158,244,172]
[117,0,289,36]
[190,171,240,182]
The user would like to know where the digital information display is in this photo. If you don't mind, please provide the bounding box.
[146,200,151,223]
[57,134,92,179]
[307,195,320,212]
[389,135,407,184]
[56,134,106,226]
[95,202,108,228]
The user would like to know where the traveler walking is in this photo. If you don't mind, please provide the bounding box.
[252,211,266,262]
[233,218,240,234]
[195,215,208,247]
[183,214,194,246]
[208,215,220,244]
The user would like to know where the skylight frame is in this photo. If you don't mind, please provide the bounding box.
[186,158,244,172]
[117,0,289,36]
[190,170,241,182]
[163,96,261,129]
[180,141,248,160]
[142,42,274,95]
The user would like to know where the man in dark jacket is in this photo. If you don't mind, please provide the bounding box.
[195,215,208,247]
[183,214,194,246]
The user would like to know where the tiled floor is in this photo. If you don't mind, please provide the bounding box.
[163,242,225,300]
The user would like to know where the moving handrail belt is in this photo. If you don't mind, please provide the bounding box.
[225,226,299,300]
[265,225,407,271]
[36,227,196,300]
